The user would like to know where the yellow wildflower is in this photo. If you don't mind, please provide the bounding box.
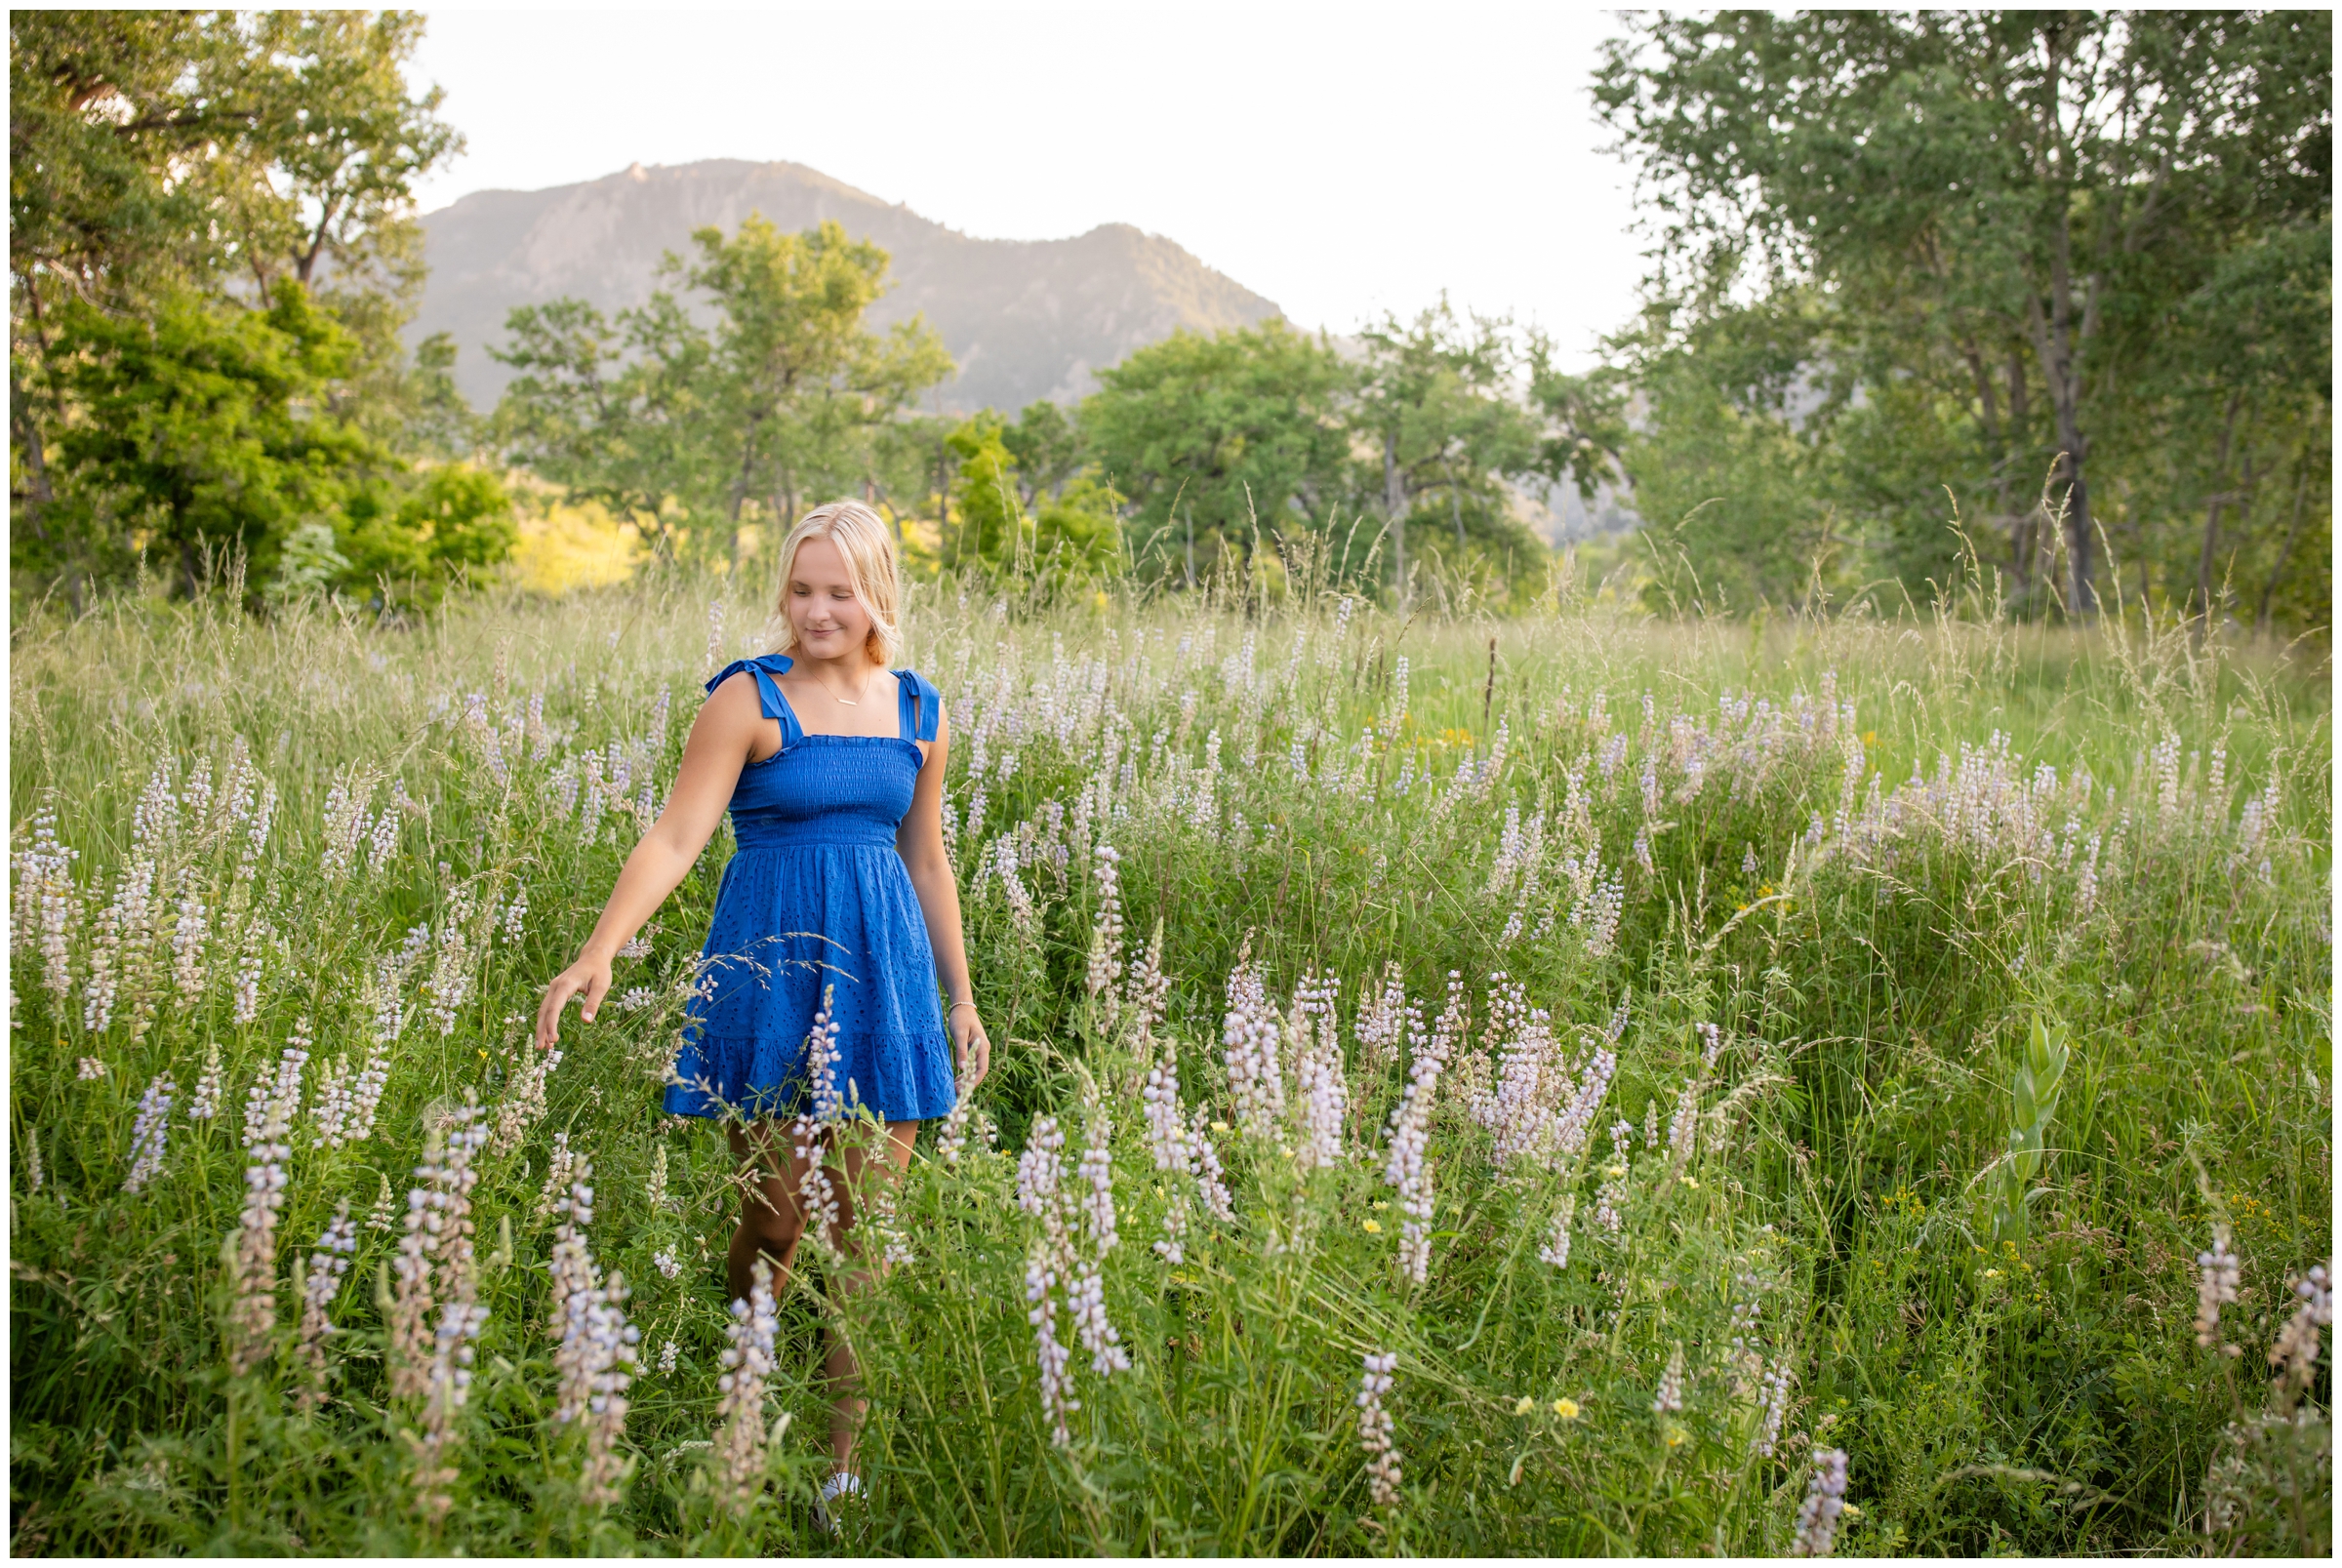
[1552,1398,1579,1420]
[1362,1219,1383,1234]
[1514,1395,1535,1416]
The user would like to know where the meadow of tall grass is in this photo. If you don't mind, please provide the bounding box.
[8,563,2331,1554]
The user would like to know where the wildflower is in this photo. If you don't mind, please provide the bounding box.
[655,1248,681,1280]
[24,1128,43,1193]
[1291,969,1349,1172]
[2269,1263,2332,1394]
[1027,1256,1079,1448]
[294,1200,358,1411]
[365,1172,395,1231]
[491,1043,563,1153]
[226,1058,301,1376]
[1514,1394,1535,1417]
[1552,1397,1579,1420]
[1141,1041,1194,1262]
[122,1072,176,1193]
[1790,1448,1849,1556]
[611,986,658,1013]
[1357,1350,1401,1507]
[937,1085,976,1166]
[1666,1080,1698,1179]
[1222,947,1286,1140]
[1651,1344,1685,1416]
[14,810,80,1000]
[77,1057,106,1081]
[1189,1106,1234,1224]
[1538,1193,1576,1270]
[346,1042,392,1144]
[1123,921,1171,1040]
[2194,1225,2241,1349]
[658,1339,680,1375]
[710,1257,778,1514]
[1383,974,1465,1285]
[548,1151,641,1505]
[1085,844,1126,1004]
[1363,1217,1384,1235]
[1754,1357,1794,1458]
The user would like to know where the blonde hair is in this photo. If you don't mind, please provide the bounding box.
[770,500,904,666]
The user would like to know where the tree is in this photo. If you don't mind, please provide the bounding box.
[9,10,476,606]
[46,282,384,592]
[492,216,953,566]
[1082,321,1354,588]
[1595,11,2332,618]
[943,415,1122,587]
[491,295,723,559]
[1355,300,1547,606]
[680,215,952,545]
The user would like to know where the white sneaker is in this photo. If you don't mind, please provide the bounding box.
[813,1470,864,1536]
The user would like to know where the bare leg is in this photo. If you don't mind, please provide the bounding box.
[725,1118,807,1307]
[724,1116,918,1480]
[824,1119,918,1477]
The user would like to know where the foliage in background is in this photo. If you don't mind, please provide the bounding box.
[7,564,2328,1554]
[9,10,509,613]
[1593,9,2332,628]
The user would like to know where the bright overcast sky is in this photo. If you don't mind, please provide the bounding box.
[409,5,1648,368]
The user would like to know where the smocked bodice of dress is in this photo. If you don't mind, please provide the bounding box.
[711,656,942,850]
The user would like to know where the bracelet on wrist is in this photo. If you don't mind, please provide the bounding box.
[949,1000,979,1016]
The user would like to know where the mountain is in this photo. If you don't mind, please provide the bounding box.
[412,158,1283,415]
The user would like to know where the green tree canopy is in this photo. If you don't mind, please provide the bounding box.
[1594,10,2331,622]
[1081,320,1353,588]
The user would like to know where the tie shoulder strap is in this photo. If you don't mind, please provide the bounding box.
[707,655,803,746]
[893,668,944,743]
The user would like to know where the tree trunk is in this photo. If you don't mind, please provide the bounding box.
[1960,340,2020,597]
[2023,32,2098,618]
[1385,431,1407,611]
[2255,458,2313,635]
[2024,282,2096,617]
[2194,389,2244,624]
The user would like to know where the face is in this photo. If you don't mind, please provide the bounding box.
[784,536,876,664]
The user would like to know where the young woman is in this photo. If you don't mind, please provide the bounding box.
[535,499,988,1523]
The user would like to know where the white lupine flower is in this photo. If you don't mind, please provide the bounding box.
[122,1072,176,1193]
[1383,973,1465,1285]
[2195,1224,2241,1349]
[1651,1343,1685,1415]
[77,1056,108,1081]
[1189,1105,1234,1224]
[15,809,81,999]
[312,1055,355,1150]
[295,1200,359,1410]
[1754,1357,1794,1458]
[2270,1264,2332,1393]
[226,1058,302,1375]
[188,1042,223,1120]
[710,1258,779,1515]
[491,1046,562,1153]
[346,1043,392,1144]
[1222,953,1286,1140]
[1357,1351,1401,1507]
[1085,844,1125,1002]
[1026,1257,1078,1448]
[1666,1080,1699,1178]
[654,1248,681,1280]
[1538,1193,1576,1270]
[1790,1449,1849,1556]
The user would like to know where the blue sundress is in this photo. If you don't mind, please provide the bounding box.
[663,655,957,1125]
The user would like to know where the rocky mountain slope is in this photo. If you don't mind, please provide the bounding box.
[413,158,1282,414]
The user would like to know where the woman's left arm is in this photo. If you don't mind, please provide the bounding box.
[898,708,989,1092]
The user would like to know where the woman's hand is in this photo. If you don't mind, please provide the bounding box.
[537,953,612,1052]
[949,1003,991,1094]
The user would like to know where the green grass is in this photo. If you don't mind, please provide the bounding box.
[8,572,2330,1554]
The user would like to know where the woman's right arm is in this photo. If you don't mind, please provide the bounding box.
[535,674,763,1051]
